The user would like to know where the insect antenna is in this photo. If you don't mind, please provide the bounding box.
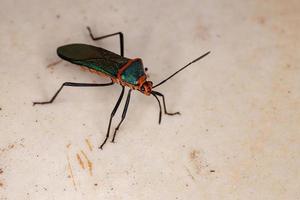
[153,51,210,88]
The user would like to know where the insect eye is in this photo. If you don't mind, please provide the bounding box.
[141,86,145,92]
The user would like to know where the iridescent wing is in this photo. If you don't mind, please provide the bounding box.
[57,43,130,78]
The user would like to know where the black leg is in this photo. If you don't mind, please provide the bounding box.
[111,89,132,143]
[99,86,125,149]
[151,91,180,115]
[86,26,124,57]
[151,93,162,124]
[33,81,114,106]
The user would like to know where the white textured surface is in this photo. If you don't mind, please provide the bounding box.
[1,0,300,199]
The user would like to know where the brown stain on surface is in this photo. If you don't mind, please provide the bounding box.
[67,155,77,191]
[0,168,3,188]
[85,139,93,151]
[255,16,266,25]
[76,153,85,169]
[47,60,62,73]
[0,138,24,155]
[80,150,93,176]
[190,150,198,160]
[189,150,202,174]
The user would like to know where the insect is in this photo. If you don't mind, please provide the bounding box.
[33,27,210,149]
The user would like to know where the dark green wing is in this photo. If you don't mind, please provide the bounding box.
[57,43,130,78]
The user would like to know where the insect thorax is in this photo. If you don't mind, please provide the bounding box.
[119,58,146,85]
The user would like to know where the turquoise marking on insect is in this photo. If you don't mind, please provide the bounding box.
[33,27,210,149]
[121,59,145,85]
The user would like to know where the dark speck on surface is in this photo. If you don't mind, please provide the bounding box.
[210,170,215,173]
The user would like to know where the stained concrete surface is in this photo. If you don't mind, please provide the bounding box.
[0,0,300,199]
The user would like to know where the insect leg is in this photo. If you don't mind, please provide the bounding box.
[86,26,124,57]
[151,91,180,116]
[111,89,132,143]
[151,93,162,124]
[33,81,114,106]
[99,86,125,149]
